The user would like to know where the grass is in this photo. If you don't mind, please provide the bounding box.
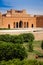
[23,41,43,61]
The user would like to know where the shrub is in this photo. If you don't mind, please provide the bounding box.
[14,44,27,60]
[0,41,15,61]
[20,33,34,42]
[0,34,23,44]
[11,35,23,44]
[6,59,21,65]
[22,59,38,65]
[0,41,27,61]
[0,59,43,65]
[41,40,43,49]
[28,41,33,52]
[0,34,11,42]
[0,33,34,43]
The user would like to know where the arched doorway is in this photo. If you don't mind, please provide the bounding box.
[32,24,34,28]
[27,22,28,28]
[16,22,18,28]
[19,21,23,28]
[8,24,10,29]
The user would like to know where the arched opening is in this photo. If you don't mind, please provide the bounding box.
[16,22,18,28]
[8,24,10,29]
[19,21,23,28]
[27,22,28,28]
[32,24,34,28]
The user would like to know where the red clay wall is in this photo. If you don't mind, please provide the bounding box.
[2,16,36,28]
[36,16,43,28]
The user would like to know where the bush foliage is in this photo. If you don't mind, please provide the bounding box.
[0,41,27,61]
[28,41,33,52]
[0,33,34,61]
[0,34,23,44]
[0,59,43,65]
[0,33,34,43]
[19,33,34,42]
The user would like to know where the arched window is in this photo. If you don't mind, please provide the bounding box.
[8,24,10,29]
[32,24,34,28]
[19,21,23,28]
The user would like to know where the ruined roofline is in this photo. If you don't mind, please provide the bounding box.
[7,9,26,14]
[1,9,31,17]
[34,15,43,17]
[0,9,43,17]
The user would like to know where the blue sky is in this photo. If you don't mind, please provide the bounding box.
[0,0,43,15]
